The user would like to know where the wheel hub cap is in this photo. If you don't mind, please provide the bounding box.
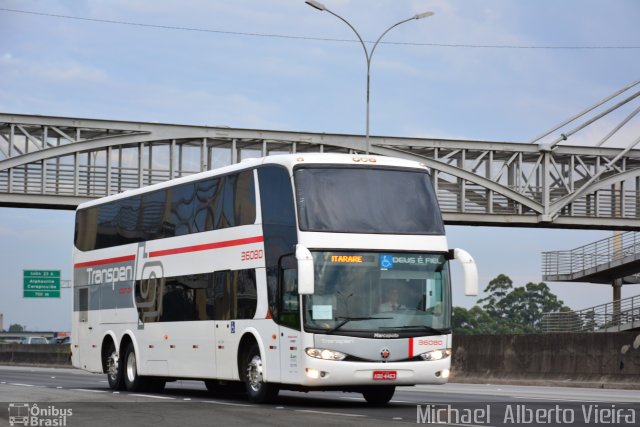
[107,351,119,379]
[126,352,137,382]
[247,355,263,392]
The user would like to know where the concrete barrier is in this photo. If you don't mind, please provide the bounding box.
[451,332,640,389]
[3,333,640,389]
[0,344,71,367]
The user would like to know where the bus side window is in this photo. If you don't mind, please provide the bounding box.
[212,269,257,321]
[279,256,300,330]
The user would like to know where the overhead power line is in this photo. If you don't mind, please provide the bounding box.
[1,7,639,50]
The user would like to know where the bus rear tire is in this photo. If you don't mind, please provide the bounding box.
[362,386,395,405]
[243,342,279,403]
[123,342,163,392]
[105,342,125,391]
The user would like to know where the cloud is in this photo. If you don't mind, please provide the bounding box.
[1,54,108,84]
[375,58,420,76]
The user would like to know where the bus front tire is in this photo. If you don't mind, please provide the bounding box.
[362,386,395,405]
[243,343,279,403]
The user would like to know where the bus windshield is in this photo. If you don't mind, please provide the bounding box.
[294,166,444,235]
[303,251,451,336]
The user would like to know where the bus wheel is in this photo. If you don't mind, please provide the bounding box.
[243,343,279,403]
[362,386,395,405]
[123,342,145,392]
[105,342,125,391]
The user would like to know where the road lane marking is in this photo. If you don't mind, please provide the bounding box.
[9,383,34,387]
[512,396,614,403]
[130,394,176,400]
[295,409,366,418]
[56,387,63,389]
[200,400,252,407]
[340,395,413,404]
[71,389,107,393]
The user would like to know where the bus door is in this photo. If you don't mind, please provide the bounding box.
[213,270,240,380]
[214,319,236,380]
[278,257,301,383]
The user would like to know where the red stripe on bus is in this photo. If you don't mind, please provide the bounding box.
[148,236,264,258]
[74,255,136,269]
[408,337,414,358]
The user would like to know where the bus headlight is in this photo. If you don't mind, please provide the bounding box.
[305,348,347,361]
[419,348,451,361]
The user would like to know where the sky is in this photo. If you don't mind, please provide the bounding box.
[0,0,639,331]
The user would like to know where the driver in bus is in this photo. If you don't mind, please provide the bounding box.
[378,287,406,312]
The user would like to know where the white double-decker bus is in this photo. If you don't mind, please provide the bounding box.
[72,153,477,404]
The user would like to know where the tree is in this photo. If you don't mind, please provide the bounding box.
[452,306,511,335]
[8,324,25,332]
[453,274,572,334]
[477,274,513,318]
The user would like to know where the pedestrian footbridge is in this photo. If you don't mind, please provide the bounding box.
[542,231,640,283]
[2,110,640,230]
[542,294,640,333]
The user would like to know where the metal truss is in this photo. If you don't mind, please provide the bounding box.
[1,112,640,229]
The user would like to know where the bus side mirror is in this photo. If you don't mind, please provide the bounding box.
[451,248,478,296]
[296,245,315,295]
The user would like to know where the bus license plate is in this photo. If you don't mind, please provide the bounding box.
[372,371,397,380]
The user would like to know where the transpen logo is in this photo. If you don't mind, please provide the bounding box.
[86,265,133,287]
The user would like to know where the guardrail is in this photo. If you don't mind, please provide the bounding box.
[542,294,640,332]
[542,231,640,278]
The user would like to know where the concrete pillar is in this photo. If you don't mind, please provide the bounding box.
[612,278,622,329]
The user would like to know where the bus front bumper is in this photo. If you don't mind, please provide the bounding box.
[298,357,451,387]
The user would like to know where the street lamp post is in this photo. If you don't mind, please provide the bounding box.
[305,0,433,154]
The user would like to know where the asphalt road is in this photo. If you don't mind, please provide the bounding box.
[0,366,638,427]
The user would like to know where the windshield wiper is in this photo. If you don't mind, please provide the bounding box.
[327,316,391,334]
[379,325,445,334]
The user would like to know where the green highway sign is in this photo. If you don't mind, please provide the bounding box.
[23,270,61,298]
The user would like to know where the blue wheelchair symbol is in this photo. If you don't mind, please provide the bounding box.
[380,255,394,270]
